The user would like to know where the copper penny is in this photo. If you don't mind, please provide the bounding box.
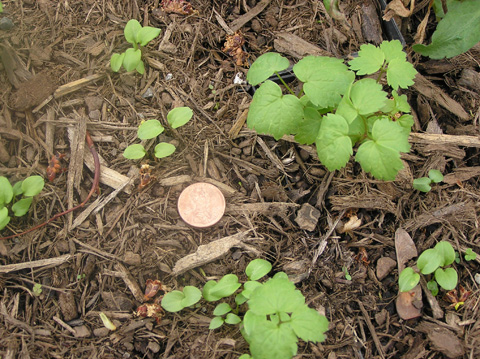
[177,182,226,228]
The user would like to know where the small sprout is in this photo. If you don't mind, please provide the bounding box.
[99,312,117,331]
[342,266,352,281]
[413,170,444,192]
[427,280,439,296]
[33,283,43,296]
[76,273,86,281]
[245,258,272,281]
[161,286,202,312]
[464,248,477,261]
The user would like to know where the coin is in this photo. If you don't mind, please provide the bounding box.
[177,182,226,228]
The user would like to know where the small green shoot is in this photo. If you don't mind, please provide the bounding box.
[413,169,444,192]
[123,107,193,160]
[0,2,3,12]
[246,40,417,181]
[99,312,117,331]
[110,19,161,74]
[342,266,352,280]
[464,248,477,261]
[0,175,45,231]
[399,241,458,294]
[161,286,202,312]
[33,283,43,296]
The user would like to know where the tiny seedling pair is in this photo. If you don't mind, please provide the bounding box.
[161,259,329,359]
[0,176,45,231]
[123,107,193,160]
[413,169,443,192]
[110,19,161,74]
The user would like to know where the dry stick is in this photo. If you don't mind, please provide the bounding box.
[357,300,386,359]
[0,132,100,240]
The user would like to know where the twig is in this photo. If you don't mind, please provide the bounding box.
[0,254,72,274]
[0,132,100,240]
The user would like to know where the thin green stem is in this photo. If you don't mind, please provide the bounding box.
[275,72,295,96]
[376,64,386,83]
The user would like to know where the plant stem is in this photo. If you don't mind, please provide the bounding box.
[275,72,295,96]
[0,132,100,240]
[376,65,386,83]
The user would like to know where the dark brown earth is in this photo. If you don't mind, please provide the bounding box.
[0,0,479,358]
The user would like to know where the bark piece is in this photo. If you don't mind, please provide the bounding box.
[416,322,465,358]
[274,32,332,59]
[59,292,78,322]
[395,228,417,272]
[295,203,320,231]
[376,257,397,281]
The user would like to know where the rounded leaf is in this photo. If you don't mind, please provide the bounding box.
[123,144,146,159]
[124,19,142,45]
[428,169,444,183]
[241,280,263,299]
[136,60,145,74]
[137,120,164,140]
[235,292,248,306]
[136,26,161,46]
[202,280,222,302]
[245,258,272,281]
[213,302,232,316]
[0,176,13,206]
[154,143,176,158]
[123,48,142,72]
[12,197,33,217]
[0,207,10,230]
[209,274,241,298]
[246,52,289,86]
[180,286,202,308]
[434,241,455,266]
[22,176,44,197]
[225,313,241,325]
[208,316,224,330]
[398,267,420,292]
[434,267,458,291]
[110,53,125,72]
[161,290,185,312]
[12,181,23,196]
[417,248,442,275]
[427,279,439,296]
[290,305,329,342]
[167,107,193,129]
[413,177,432,192]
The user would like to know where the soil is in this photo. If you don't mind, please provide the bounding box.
[0,1,479,358]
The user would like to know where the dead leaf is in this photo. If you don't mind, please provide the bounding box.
[395,228,418,272]
[396,286,422,320]
[383,0,415,21]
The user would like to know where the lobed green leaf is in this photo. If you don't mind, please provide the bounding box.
[392,91,411,113]
[137,119,164,140]
[22,176,44,197]
[290,305,329,342]
[386,58,417,90]
[464,248,477,261]
[294,107,322,145]
[293,56,354,108]
[247,52,290,86]
[247,80,303,140]
[315,114,353,171]
[248,320,298,359]
[380,40,406,63]
[348,43,385,75]
[350,78,388,115]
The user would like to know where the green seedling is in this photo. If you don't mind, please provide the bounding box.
[246,40,417,181]
[0,175,45,231]
[161,258,329,359]
[161,286,202,312]
[342,266,352,280]
[399,241,458,294]
[110,19,161,74]
[123,107,193,160]
[413,169,444,192]
[414,0,480,59]
[33,283,43,296]
[464,248,477,261]
[0,2,3,12]
[99,312,117,331]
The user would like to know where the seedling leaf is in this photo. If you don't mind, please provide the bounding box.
[154,143,176,158]
[161,290,185,312]
[136,26,161,46]
[167,107,193,129]
[350,78,388,115]
[246,52,290,86]
[124,19,142,45]
[209,316,224,330]
[380,40,406,63]
[180,286,202,307]
[239,355,252,359]
[0,207,10,230]
[293,56,355,108]
[248,320,298,359]
[315,114,353,171]
[464,248,477,261]
[0,176,13,206]
[136,60,145,74]
[434,241,455,266]
[12,197,33,217]
[213,302,232,316]
[203,280,223,302]
[412,0,480,59]
[12,181,23,196]
[240,281,262,300]
[428,169,444,183]
[110,53,125,72]
[348,43,385,75]
[235,292,248,305]
[413,177,432,192]
[137,119,164,139]
[386,58,417,90]
[247,80,303,140]
[123,144,147,159]
[22,176,44,197]
[355,118,410,180]
[434,267,458,290]
[209,274,241,298]
[245,258,272,281]
[417,248,442,275]
[248,275,305,315]
[397,115,414,135]
[225,313,241,325]
[398,267,420,292]
[123,48,142,72]
[290,305,329,342]
[427,279,439,296]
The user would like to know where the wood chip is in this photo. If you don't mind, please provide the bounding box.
[274,32,332,59]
